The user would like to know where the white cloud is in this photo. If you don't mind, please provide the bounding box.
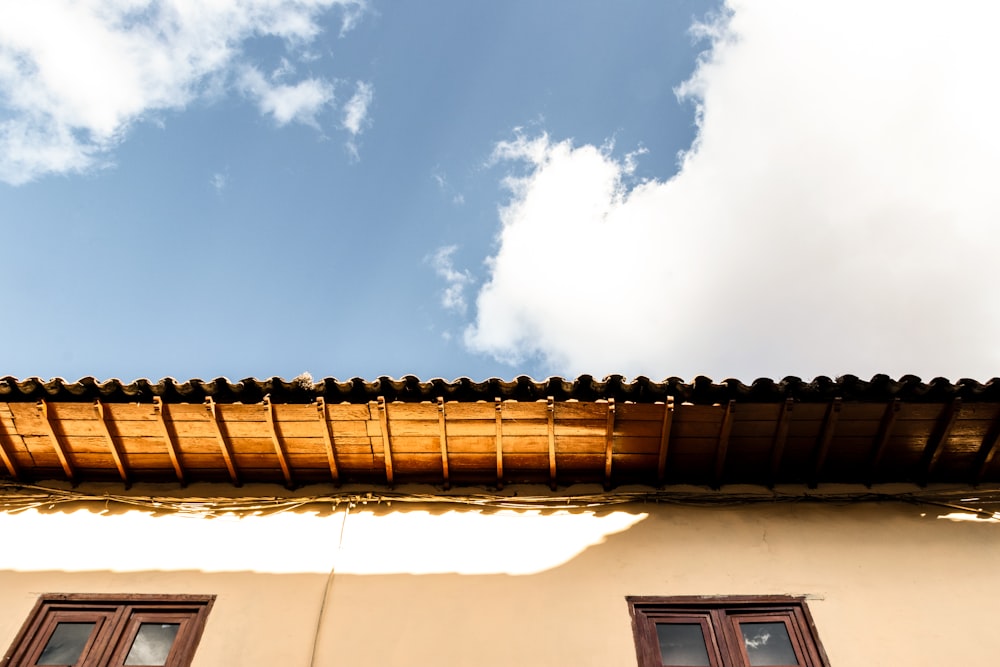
[432,167,465,206]
[466,0,1000,381]
[341,79,372,157]
[0,0,365,185]
[210,171,228,192]
[239,66,333,127]
[429,245,473,314]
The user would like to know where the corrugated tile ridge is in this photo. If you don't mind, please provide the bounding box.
[2,374,1000,404]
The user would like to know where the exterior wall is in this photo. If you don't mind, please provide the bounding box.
[1,486,998,666]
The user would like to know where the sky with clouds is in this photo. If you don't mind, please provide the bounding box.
[2,0,999,383]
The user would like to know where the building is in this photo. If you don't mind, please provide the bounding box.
[2,374,999,666]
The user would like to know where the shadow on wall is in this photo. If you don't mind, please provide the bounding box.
[3,495,1000,666]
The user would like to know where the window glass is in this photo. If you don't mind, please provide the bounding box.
[124,623,180,666]
[37,622,96,665]
[740,622,798,666]
[656,623,711,666]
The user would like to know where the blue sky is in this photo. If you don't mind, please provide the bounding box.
[3,1,1000,383]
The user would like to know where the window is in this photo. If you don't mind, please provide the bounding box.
[627,596,829,667]
[3,595,214,667]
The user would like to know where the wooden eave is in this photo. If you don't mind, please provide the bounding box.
[2,375,1000,488]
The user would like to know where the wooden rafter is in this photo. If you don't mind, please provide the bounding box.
[768,398,794,487]
[922,397,962,483]
[0,403,22,481]
[712,400,735,489]
[315,398,340,485]
[603,399,615,490]
[264,396,294,488]
[205,397,240,486]
[547,396,557,490]
[38,400,75,484]
[94,400,130,487]
[973,406,1000,485]
[153,397,186,486]
[495,398,504,490]
[438,397,450,489]
[866,399,901,485]
[656,398,674,485]
[810,398,842,488]
[377,397,394,487]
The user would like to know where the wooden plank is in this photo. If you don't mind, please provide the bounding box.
[214,404,266,421]
[677,405,731,422]
[616,435,662,455]
[603,399,615,490]
[386,402,441,420]
[315,398,340,484]
[656,398,675,485]
[264,396,294,488]
[810,398,842,488]
[768,398,794,487]
[153,397,186,485]
[495,398,503,489]
[556,402,609,420]
[376,397,394,487]
[921,398,961,482]
[438,397,450,489]
[547,396,557,490]
[502,402,550,420]
[554,419,610,436]
[0,404,22,480]
[712,400,735,489]
[614,420,667,438]
[554,435,606,452]
[205,397,240,486]
[866,399,900,485]
[38,400,76,484]
[440,402,495,420]
[94,400,130,487]
[973,406,1000,484]
[325,404,374,421]
[617,403,664,421]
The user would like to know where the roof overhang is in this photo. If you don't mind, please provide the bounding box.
[1,375,999,489]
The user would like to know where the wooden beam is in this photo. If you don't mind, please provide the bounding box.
[973,406,1000,485]
[547,396,557,490]
[656,398,674,486]
[866,399,900,485]
[377,397,394,487]
[0,403,22,481]
[768,398,794,487]
[264,395,294,489]
[153,397,186,486]
[810,398,842,488]
[438,397,450,490]
[495,398,504,490]
[315,398,340,485]
[603,399,615,490]
[922,397,962,483]
[38,400,75,484]
[206,397,240,486]
[94,400,130,487]
[712,400,736,489]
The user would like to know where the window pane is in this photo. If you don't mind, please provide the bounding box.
[740,622,798,666]
[656,623,711,666]
[38,622,96,665]
[124,623,180,666]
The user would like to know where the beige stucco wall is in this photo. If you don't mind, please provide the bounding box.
[1,485,998,666]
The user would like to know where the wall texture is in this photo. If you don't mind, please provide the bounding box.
[1,486,998,666]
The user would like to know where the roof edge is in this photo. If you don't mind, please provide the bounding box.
[3,374,1000,404]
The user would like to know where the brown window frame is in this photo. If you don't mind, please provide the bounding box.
[3,594,214,667]
[627,596,830,667]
